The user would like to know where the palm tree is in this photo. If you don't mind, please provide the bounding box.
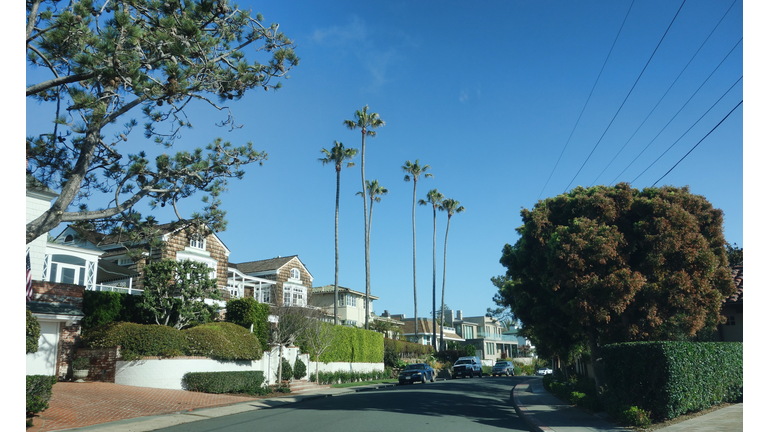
[343,106,385,330]
[319,141,358,325]
[418,189,444,350]
[356,179,388,329]
[402,160,433,344]
[438,198,464,350]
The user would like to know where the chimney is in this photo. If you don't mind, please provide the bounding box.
[382,310,390,318]
[457,310,463,320]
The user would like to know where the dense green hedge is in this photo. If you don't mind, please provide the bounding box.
[299,325,384,363]
[603,341,743,420]
[27,311,41,354]
[183,371,269,395]
[81,290,150,329]
[225,297,270,350]
[82,322,262,361]
[310,369,389,385]
[27,375,57,416]
[384,338,434,358]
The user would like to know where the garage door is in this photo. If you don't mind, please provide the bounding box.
[26,320,59,376]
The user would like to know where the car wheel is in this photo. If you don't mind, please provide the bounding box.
[469,370,473,378]
[478,371,482,378]
[422,375,426,384]
[506,371,510,376]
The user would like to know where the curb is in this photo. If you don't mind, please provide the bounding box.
[512,379,552,432]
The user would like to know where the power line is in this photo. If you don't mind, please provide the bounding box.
[610,38,742,185]
[652,99,742,187]
[632,75,742,184]
[563,0,687,193]
[589,0,738,187]
[536,0,635,200]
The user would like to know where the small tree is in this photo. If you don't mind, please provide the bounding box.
[270,305,314,385]
[27,310,41,354]
[225,297,270,351]
[299,319,337,383]
[140,259,221,329]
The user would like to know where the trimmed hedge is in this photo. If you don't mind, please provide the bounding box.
[383,338,434,359]
[27,310,41,354]
[300,325,384,363]
[183,371,268,395]
[310,369,389,385]
[225,297,270,351]
[27,375,57,416]
[81,321,263,361]
[603,341,743,420]
[81,290,150,329]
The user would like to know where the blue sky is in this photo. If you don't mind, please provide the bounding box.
[23,0,747,321]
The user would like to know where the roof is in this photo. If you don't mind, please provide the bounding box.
[65,222,230,254]
[27,301,84,317]
[26,175,59,198]
[400,319,463,340]
[723,265,743,305]
[312,285,379,300]
[233,255,313,280]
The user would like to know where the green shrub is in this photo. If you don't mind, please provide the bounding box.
[72,357,90,370]
[82,322,262,361]
[464,344,476,356]
[183,371,268,395]
[26,375,57,416]
[618,406,652,427]
[294,358,307,380]
[603,341,743,420]
[299,326,384,363]
[382,338,433,361]
[184,322,262,361]
[279,358,293,381]
[27,311,41,354]
[81,290,151,329]
[310,369,388,385]
[521,365,535,376]
[482,366,492,375]
[225,297,270,350]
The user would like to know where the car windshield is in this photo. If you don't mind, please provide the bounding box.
[455,360,470,365]
[494,362,508,366]
[405,364,426,370]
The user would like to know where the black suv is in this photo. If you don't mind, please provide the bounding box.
[452,356,483,379]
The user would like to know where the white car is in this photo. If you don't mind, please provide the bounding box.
[536,367,553,376]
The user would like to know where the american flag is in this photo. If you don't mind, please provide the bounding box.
[26,251,32,302]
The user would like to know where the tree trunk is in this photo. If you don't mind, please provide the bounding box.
[440,216,451,351]
[278,344,284,386]
[361,130,370,330]
[588,329,606,397]
[432,206,437,351]
[334,169,340,326]
[412,180,418,343]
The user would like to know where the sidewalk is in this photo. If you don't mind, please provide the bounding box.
[512,378,743,432]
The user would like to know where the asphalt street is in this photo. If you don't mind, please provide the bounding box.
[153,376,533,432]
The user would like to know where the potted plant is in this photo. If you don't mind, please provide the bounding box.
[72,357,90,381]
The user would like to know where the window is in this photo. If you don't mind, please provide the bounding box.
[338,295,345,307]
[726,316,736,326]
[256,286,271,304]
[283,284,305,307]
[346,294,357,308]
[117,258,133,266]
[48,254,86,285]
[290,268,300,279]
[189,234,206,250]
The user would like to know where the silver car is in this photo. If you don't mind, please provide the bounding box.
[491,360,515,376]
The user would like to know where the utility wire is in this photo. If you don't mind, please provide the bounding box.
[589,0,738,187]
[652,99,742,187]
[536,0,635,200]
[610,37,742,185]
[563,0,687,193]
[632,75,742,184]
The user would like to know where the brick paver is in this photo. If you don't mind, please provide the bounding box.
[30,382,262,432]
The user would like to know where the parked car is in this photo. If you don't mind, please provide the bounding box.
[452,356,483,379]
[491,360,515,377]
[398,363,435,385]
[535,367,553,376]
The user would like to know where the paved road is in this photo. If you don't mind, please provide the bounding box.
[155,376,534,432]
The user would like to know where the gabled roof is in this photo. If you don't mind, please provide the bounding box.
[723,265,743,305]
[233,255,313,280]
[26,175,59,198]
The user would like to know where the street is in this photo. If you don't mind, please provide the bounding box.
[155,376,534,432]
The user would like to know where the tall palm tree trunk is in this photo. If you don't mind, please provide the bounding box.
[431,205,437,350]
[440,215,452,351]
[334,169,340,325]
[412,180,418,343]
[361,131,371,330]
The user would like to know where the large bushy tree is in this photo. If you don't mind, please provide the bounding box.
[26,0,298,242]
[140,258,221,329]
[495,183,734,390]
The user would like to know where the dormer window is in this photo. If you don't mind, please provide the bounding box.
[290,268,300,280]
[64,234,74,243]
[190,234,206,250]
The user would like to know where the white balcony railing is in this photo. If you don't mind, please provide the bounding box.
[88,284,144,296]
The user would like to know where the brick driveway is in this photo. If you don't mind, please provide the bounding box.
[29,382,262,432]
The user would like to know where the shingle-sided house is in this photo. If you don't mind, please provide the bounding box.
[309,285,378,327]
[54,222,232,300]
[448,311,518,361]
[229,256,313,307]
